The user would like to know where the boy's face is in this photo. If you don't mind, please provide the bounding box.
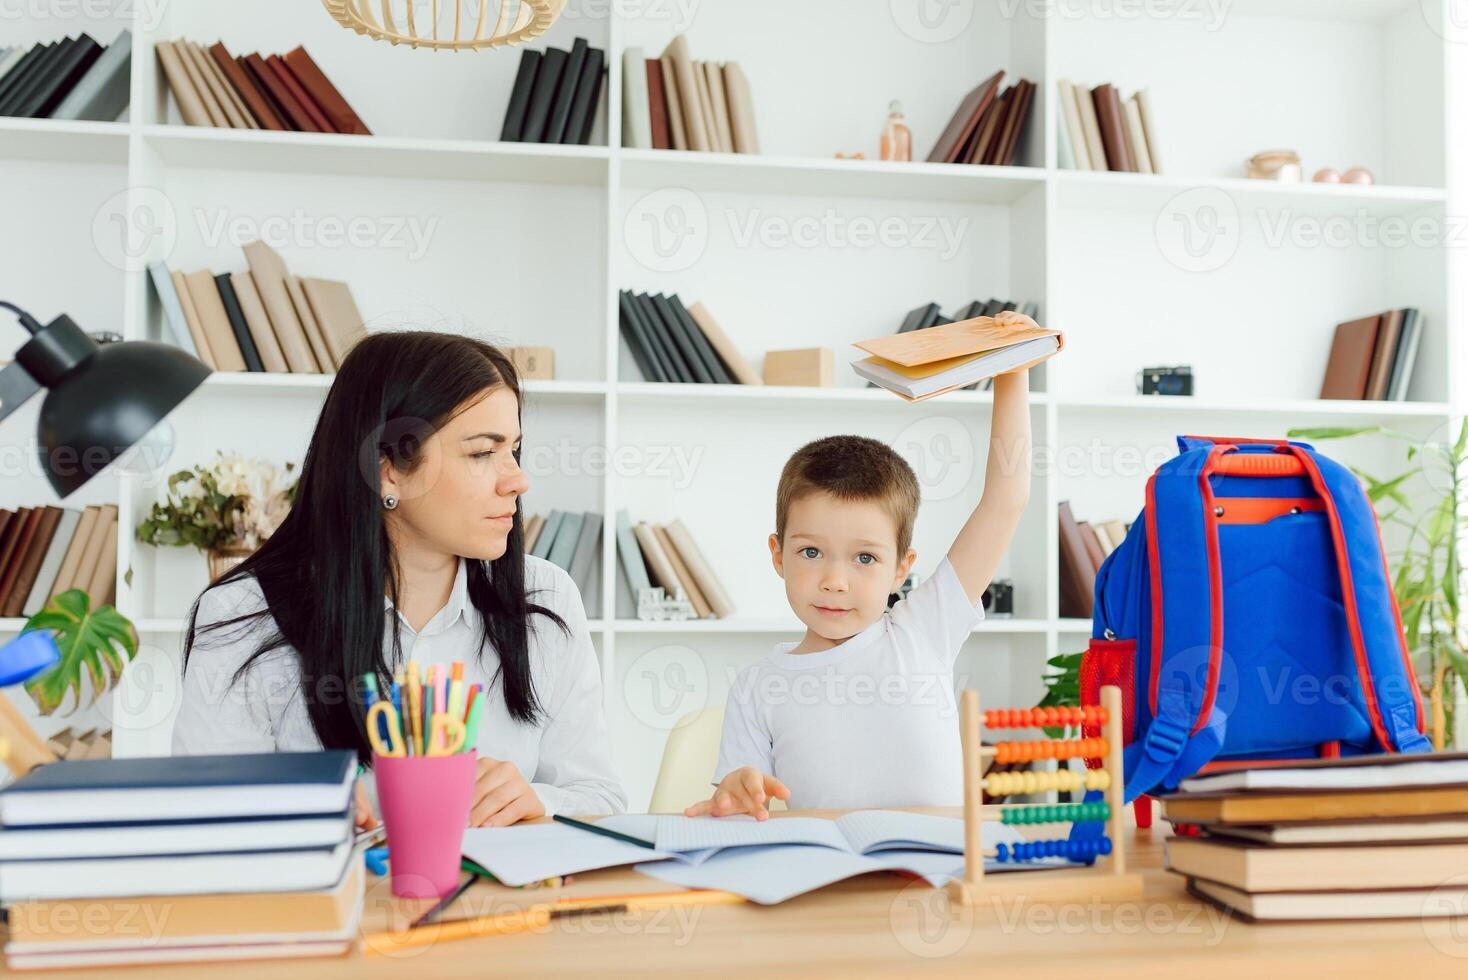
[769,492,917,643]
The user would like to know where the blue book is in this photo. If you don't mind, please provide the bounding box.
[548,511,585,571]
[530,510,564,560]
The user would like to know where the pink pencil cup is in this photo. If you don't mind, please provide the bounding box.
[373,751,478,899]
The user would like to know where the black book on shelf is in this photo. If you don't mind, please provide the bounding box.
[213,273,264,373]
[668,294,735,383]
[25,32,101,118]
[499,48,541,141]
[544,36,587,144]
[952,300,986,320]
[634,292,696,382]
[979,298,1008,316]
[0,43,48,109]
[519,46,567,143]
[648,293,714,383]
[564,45,604,145]
[52,29,131,121]
[1386,307,1421,402]
[618,289,670,382]
[0,40,63,117]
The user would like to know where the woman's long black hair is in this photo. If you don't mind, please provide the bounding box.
[182,331,566,762]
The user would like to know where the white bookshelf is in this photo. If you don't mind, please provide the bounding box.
[0,0,1462,808]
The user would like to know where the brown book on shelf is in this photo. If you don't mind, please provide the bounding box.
[283,45,371,136]
[928,70,1003,164]
[48,505,100,599]
[1166,835,1468,894]
[1091,83,1133,171]
[1319,314,1382,400]
[653,525,712,618]
[82,510,119,607]
[0,508,41,612]
[687,301,759,385]
[210,41,284,130]
[963,88,1008,165]
[981,83,1022,166]
[691,59,720,152]
[241,52,316,132]
[20,509,80,617]
[703,60,734,154]
[996,79,1035,166]
[183,269,247,372]
[658,52,688,150]
[175,38,229,127]
[632,522,683,597]
[722,61,759,154]
[154,40,212,127]
[229,271,288,373]
[267,54,333,132]
[300,277,367,370]
[72,504,117,604]
[1078,521,1106,573]
[2,506,62,617]
[645,60,670,150]
[1364,308,1403,400]
[523,513,546,554]
[185,39,250,129]
[1057,501,1095,618]
[243,240,321,373]
[665,518,735,617]
[661,36,709,152]
[169,268,217,369]
[285,275,336,373]
[1076,79,1108,171]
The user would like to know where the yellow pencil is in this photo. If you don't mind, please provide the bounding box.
[406,660,422,758]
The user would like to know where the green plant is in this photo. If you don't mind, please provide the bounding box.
[21,589,138,715]
[1289,420,1468,748]
[136,453,296,553]
[1037,651,1083,738]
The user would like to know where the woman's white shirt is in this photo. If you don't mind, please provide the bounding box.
[171,554,627,817]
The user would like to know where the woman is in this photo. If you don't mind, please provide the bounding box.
[172,332,625,827]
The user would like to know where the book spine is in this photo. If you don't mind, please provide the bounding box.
[500,49,541,141]
[563,48,604,146]
[545,37,587,145]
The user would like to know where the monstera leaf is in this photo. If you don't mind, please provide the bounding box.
[22,589,137,715]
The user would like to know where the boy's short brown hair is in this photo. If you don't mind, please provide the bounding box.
[775,436,921,554]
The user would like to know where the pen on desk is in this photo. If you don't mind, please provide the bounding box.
[552,814,657,849]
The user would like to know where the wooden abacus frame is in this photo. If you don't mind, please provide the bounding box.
[946,685,1144,905]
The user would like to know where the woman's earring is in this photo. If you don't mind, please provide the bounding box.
[382,494,398,511]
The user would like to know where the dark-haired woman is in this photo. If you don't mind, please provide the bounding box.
[171,332,625,827]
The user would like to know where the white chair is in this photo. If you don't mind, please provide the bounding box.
[649,706,785,813]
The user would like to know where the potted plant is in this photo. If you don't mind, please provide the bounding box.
[135,453,297,581]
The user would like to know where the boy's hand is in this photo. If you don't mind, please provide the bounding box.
[685,767,791,820]
[354,777,379,831]
[993,309,1041,332]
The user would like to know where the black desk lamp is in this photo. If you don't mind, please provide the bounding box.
[0,301,211,497]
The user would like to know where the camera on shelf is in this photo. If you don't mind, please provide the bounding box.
[982,579,1014,618]
[1136,365,1193,396]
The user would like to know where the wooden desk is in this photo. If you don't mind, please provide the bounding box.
[19,813,1468,979]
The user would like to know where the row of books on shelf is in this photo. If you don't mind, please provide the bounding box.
[1057,501,1128,620]
[1319,306,1422,401]
[41,726,113,762]
[0,504,118,620]
[500,36,606,145]
[524,509,604,618]
[0,31,130,122]
[618,290,760,385]
[1057,80,1162,174]
[622,35,758,153]
[929,70,1036,167]
[157,38,370,134]
[0,752,361,969]
[149,241,367,374]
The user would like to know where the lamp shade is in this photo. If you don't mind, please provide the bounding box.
[36,340,210,497]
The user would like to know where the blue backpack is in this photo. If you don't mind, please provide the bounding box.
[1081,435,1430,802]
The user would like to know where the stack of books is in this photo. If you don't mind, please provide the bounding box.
[621,36,758,153]
[1058,502,1130,619]
[1319,307,1423,401]
[0,752,362,970]
[156,40,369,134]
[1163,753,1468,922]
[0,504,118,618]
[149,241,366,374]
[928,70,1036,167]
[618,290,760,385]
[0,31,130,122]
[1057,81,1162,174]
[867,299,1041,393]
[852,314,1060,402]
[500,36,607,145]
[617,510,733,621]
[525,510,604,618]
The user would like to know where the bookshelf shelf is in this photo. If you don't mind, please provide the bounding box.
[1052,169,1448,214]
[0,117,130,164]
[1054,395,1452,419]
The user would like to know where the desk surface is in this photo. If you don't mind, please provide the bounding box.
[18,812,1468,979]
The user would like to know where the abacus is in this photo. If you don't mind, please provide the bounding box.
[946,685,1143,905]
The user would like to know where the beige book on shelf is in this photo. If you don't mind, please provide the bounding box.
[300,277,365,370]
[228,271,288,373]
[692,59,720,152]
[1123,96,1153,174]
[184,39,249,129]
[169,268,217,368]
[633,522,683,597]
[659,53,688,150]
[82,513,118,607]
[192,39,257,128]
[48,506,99,599]
[1102,520,1129,550]
[1075,84,1107,173]
[243,240,321,373]
[653,524,712,618]
[71,505,117,604]
[285,275,336,372]
[175,37,228,127]
[64,732,95,760]
[1057,80,1091,170]
[665,518,734,617]
[1134,87,1162,175]
[661,36,709,151]
[722,62,760,154]
[687,301,760,384]
[182,269,247,371]
[703,61,734,153]
[154,40,212,127]
[523,514,546,554]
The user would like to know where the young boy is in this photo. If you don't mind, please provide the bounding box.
[687,314,1034,818]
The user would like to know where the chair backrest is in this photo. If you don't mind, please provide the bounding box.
[648,707,725,814]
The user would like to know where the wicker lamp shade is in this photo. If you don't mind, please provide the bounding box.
[320,0,567,51]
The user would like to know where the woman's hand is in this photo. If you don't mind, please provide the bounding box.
[354,776,380,831]
[684,767,790,821]
[470,756,546,827]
